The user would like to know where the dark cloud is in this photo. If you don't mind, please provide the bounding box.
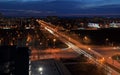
[0,0,120,16]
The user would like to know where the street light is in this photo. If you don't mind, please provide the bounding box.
[38,67,43,75]
[105,38,109,46]
[38,67,43,72]
[109,57,114,65]
[39,42,43,59]
[99,57,105,64]
[83,36,91,44]
[53,38,56,48]
[10,42,13,46]
[88,48,91,50]
[0,39,1,45]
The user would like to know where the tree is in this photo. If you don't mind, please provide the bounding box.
[0,12,3,17]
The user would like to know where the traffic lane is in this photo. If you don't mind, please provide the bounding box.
[92,48,120,57]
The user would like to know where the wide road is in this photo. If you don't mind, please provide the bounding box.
[91,46,120,70]
[31,48,79,61]
[37,20,120,75]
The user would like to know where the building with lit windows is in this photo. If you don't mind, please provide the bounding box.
[88,23,100,28]
[109,22,120,28]
[31,59,71,75]
[0,46,30,75]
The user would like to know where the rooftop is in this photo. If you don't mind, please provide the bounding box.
[31,59,71,75]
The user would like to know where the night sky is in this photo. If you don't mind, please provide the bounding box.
[0,0,120,16]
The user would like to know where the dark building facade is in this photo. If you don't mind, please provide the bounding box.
[0,46,30,75]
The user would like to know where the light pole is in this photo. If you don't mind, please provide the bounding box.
[39,42,42,60]
[105,38,109,46]
[83,36,91,44]
[109,57,114,65]
[0,39,1,45]
[53,38,56,48]
[38,67,43,75]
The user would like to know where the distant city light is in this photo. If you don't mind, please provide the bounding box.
[88,23,100,28]
[88,48,91,50]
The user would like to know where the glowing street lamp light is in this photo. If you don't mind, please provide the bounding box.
[84,36,88,40]
[53,38,56,42]
[0,39,1,45]
[53,38,56,48]
[88,48,91,50]
[106,38,109,41]
[83,36,91,44]
[105,38,109,46]
[38,67,43,75]
[99,57,105,64]
[38,67,43,72]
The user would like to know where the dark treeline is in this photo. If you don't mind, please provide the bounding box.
[72,28,120,45]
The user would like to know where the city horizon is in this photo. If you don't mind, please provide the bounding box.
[1,0,120,75]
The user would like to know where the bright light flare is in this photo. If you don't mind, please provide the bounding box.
[38,67,43,72]
[88,48,91,50]
[98,57,105,64]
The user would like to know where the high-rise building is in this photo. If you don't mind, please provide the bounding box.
[0,46,30,75]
